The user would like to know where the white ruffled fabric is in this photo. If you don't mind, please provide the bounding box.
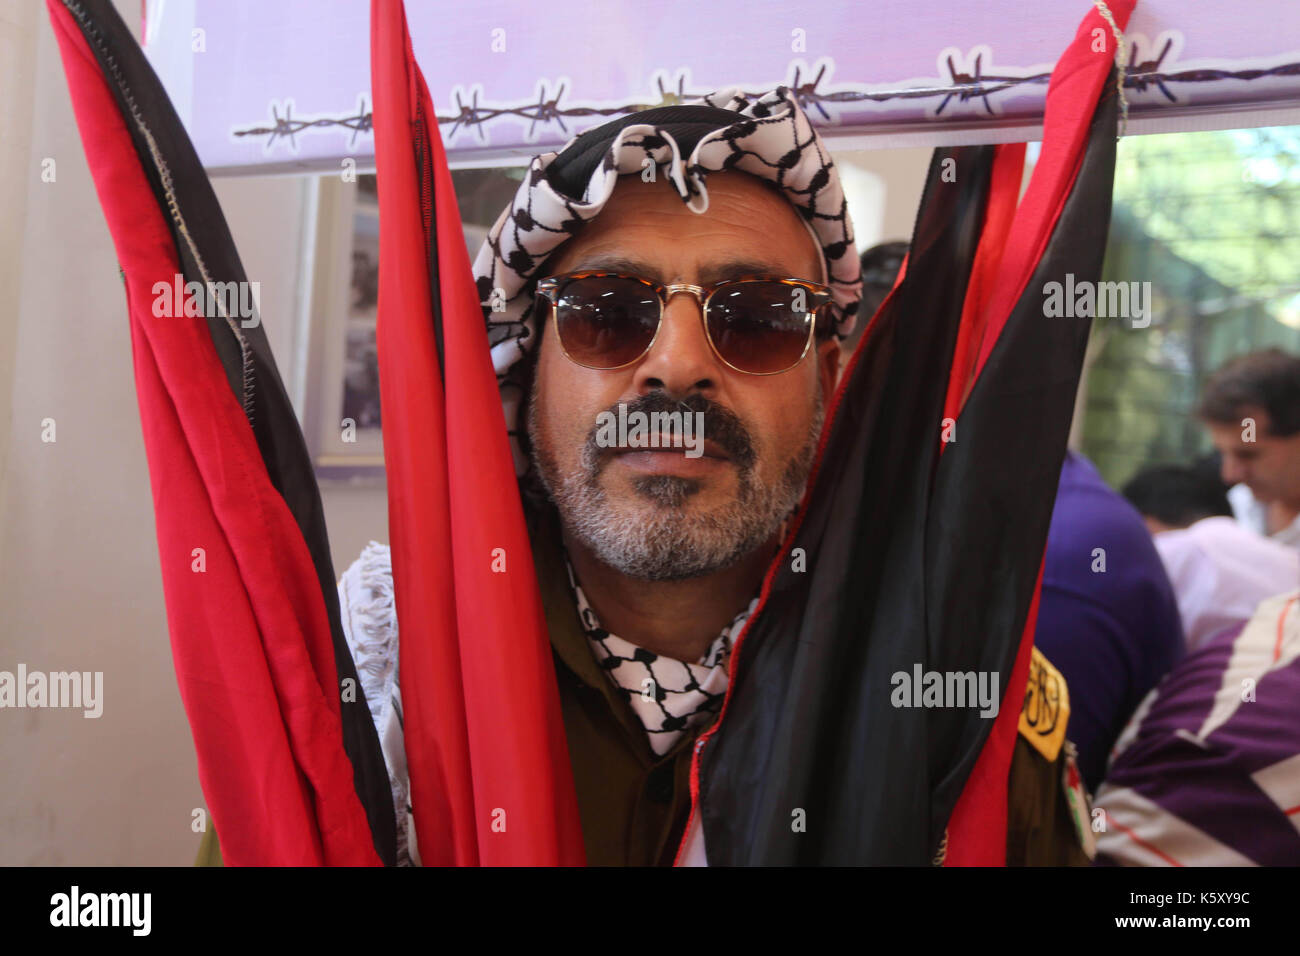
[565,556,754,757]
[338,541,418,866]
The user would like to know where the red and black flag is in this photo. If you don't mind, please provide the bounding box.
[46,0,394,866]
[369,0,586,865]
[48,0,1131,866]
[688,3,1133,865]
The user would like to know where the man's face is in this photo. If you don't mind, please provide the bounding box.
[527,171,840,581]
[1207,407,1300,503]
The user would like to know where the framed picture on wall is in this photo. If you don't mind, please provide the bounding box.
[301,166,527,481]
[301,172,382,478]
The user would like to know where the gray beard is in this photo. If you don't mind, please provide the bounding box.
[527,389,825,582]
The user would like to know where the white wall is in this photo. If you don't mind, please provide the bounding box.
[838,147,932,251]
[0,0,202,865]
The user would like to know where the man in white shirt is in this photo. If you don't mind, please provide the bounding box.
[1155,516,1298,652]
[1124,462,1299,652]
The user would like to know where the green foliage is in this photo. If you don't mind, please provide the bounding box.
[1079,126,1300,488]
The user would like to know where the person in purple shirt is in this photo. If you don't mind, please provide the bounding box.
[1032,451,1185,791]
[1095,590,1300,865]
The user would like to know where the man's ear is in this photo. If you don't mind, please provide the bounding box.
[816,337,842,407]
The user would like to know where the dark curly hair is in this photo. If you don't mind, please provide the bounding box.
[1197,349,1300,437]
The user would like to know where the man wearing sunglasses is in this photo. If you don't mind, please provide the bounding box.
[325,90,1090,867]
[526,173,839,637]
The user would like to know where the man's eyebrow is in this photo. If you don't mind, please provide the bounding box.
[563,256,801,284]
[695,260,794,283]
[565,255,663,281]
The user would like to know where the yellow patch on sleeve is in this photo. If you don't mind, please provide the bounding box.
[1018,647,1070,762]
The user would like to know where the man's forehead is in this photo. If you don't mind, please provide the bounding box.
[549,173,824,281]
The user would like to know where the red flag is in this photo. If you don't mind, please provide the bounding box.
[370,0,585,866]
[943,0,1136,866]
[684,0,1134,866]
[47,0,383,866]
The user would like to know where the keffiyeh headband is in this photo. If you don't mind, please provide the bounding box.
[469,86,863,475]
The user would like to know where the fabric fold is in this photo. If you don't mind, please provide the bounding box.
[370,0,586,866]
[47,0,393,866]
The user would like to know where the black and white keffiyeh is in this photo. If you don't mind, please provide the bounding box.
[469,86,863,476]
[564,557,758,757]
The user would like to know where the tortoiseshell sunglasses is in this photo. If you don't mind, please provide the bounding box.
[534,272,834,376]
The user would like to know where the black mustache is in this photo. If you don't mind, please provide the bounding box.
[586,392,756,469]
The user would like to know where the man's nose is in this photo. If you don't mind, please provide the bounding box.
[631,292,720,397]
[1221,455,1246,486]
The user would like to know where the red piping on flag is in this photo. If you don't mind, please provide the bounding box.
[942,0,1135,866]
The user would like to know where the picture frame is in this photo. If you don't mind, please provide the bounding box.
[299,165,529,482]
[301,171,385,481]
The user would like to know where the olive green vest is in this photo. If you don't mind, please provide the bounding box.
[529,503,701,866]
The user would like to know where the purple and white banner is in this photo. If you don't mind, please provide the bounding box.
[142,0,1300,173]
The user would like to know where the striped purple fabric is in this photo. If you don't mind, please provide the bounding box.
[1095,590,1300,866]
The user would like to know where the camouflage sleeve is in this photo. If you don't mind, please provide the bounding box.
[1005,648,1093,866]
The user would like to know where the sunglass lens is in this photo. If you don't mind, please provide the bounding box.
[554,276,660,369]
[706,281,814,374]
